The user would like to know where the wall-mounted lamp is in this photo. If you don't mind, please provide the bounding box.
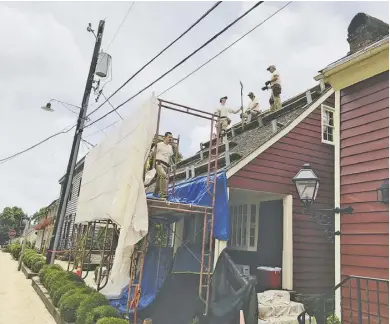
[377,179,389,204]
[292,163,354,241]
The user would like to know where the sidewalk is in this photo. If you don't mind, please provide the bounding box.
[0,252,55,324]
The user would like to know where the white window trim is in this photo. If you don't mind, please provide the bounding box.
[228,199,259,252]
[321,104,335,145]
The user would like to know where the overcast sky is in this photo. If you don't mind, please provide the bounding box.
[0,1,388,214]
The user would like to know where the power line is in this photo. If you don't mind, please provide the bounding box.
[159,1,292,97]
[105,1,135,52]
[85,1,264,128]
[101,91,123,120]
[0,125,76,164]
[86,1,223,119]
[83,120,119,138]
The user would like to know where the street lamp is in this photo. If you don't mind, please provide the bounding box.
[292,163,353,241]
[41,99,81,115]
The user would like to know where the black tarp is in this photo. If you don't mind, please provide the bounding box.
[208,249,258,324]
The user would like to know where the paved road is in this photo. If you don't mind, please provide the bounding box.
[0,252,55,324]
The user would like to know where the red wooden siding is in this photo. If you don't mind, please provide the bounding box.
[229,96,335,293]
[340,71,389,323]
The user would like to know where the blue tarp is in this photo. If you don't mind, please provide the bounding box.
[171,244,214,274]
[147,171,230,241]
[110,246,173,314]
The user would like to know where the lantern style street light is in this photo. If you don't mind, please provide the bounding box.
[292,163,353,241]
[377,179,389,204]
[41,99,81,115]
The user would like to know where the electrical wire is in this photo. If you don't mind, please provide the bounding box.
[105,1,136,52]
[0,125,76,164]
[83,120,119,138]
[159,1,292,96]
[86,1,223,119]
[85,1,264,128]
[101,91,123,120]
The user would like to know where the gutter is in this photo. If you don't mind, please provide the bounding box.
[315,37,389,81]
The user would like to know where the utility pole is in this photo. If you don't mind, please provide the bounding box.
[17,216,31,271]
[46,20,105,265]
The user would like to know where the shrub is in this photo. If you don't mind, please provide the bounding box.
[76,293,110,324]
[10,244,22,259]
[38,264,63,285]
[59,287,94,307]
[327,315,341,324]
[52,282,83,307]
[85,306,121,324]
[49,277,74,299]
[96,318,128,324]
[32,260,45,273]
[44,268,66,289]
[59,292,90,323]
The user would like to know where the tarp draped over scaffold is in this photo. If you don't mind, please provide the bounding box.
[75,93,159,298]
[147,171,230,241]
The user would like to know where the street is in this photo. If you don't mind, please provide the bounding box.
[0,252,55,324]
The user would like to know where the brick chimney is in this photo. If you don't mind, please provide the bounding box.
[347,13,389,55]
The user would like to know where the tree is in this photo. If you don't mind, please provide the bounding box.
[0,206,27,243]
[31,207,48,225]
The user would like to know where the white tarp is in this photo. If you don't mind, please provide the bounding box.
[76,93,159,298]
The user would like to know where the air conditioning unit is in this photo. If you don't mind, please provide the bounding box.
[236,264,250,276]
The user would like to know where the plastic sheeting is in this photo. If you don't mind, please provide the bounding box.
[110,246,173,314]
[75,93,159,298]
[147,171,230,241]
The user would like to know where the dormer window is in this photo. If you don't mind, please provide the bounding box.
[321,105,335,145]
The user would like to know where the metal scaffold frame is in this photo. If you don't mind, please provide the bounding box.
[127,98,221,322]
[66,219,119,291]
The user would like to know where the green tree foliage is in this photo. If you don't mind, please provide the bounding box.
[0,206,27,243]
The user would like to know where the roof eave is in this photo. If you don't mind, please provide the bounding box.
[315,37,389,81]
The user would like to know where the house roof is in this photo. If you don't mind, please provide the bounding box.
[147,83,333,192]
[58,156,86,184]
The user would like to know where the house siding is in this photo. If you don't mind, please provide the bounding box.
[59,166,83,250]
[340,71,389,323]
[229,97,335,293]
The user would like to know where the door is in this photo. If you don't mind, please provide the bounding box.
[257,200,283,267]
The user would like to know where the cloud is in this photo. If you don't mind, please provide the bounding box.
[0,1,388,214]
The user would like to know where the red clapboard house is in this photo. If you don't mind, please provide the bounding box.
[315,13,389,324]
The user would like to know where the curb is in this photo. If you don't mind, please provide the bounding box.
[21,262,38,279]
[31,277,70,324]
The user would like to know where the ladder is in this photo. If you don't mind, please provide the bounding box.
[127,237,148,323]
[199,117,222,315]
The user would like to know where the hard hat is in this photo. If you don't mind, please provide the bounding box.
[267,65,276,71]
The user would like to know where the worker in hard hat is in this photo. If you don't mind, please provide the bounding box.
[241,92,260,124]
[262,65,282,112]
[215,96,240,137]
[152,132,175,199]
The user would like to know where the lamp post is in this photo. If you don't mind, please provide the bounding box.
[17,215,31,271]
[292,163,353,241]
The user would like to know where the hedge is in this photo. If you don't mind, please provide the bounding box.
[76,293,110,324]
[60,292,90,323]
[96,318,128,324]
[85,306,121,324]
[9,244,22,259]
[38,264,63,284]
[58,287,94,308]
[52,282,80,307]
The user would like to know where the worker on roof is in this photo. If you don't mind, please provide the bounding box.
[215,96,240,137]
[241,92,260,124]
[152,131,175,199]
[262,65,282,112]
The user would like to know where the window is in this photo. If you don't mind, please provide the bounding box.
[321,104,335,144]
[77,178,82,197]
[228,203,258,251]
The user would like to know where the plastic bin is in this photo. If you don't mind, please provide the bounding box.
[256,266,282,291]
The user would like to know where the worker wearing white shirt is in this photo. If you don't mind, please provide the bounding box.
[262,65,282,112]
[152,132,175,199]
[215,96,240,137]
[241,92,260,123]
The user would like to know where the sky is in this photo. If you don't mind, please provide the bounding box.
[0,1,388,214]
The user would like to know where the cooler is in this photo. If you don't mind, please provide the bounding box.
[256,266,282,292]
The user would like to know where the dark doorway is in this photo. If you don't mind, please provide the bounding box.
[257,199,283,267]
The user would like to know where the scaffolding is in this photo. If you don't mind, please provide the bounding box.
[65,98,221,323]
[127,99,221,322]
